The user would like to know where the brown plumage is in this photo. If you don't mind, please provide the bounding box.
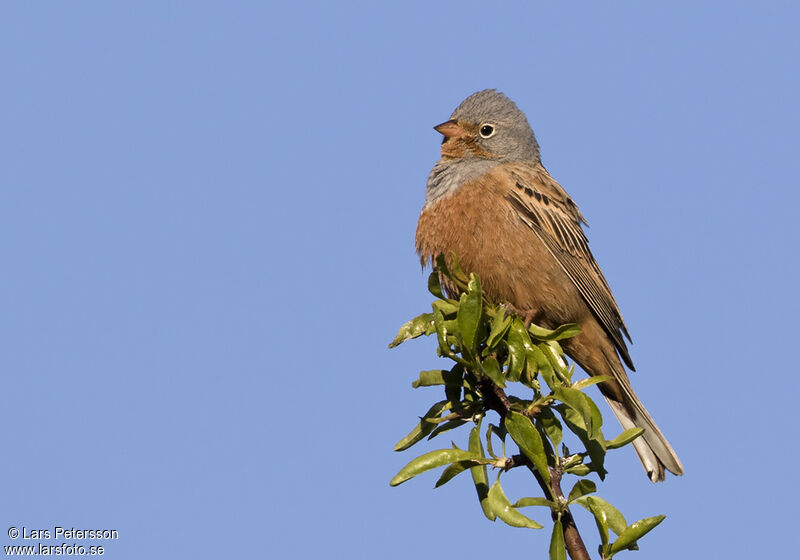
[415,90,683,482]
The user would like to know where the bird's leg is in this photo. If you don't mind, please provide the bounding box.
[502,303,543,328]
[522,309,543,329]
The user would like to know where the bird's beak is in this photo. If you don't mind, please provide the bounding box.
[434,119,466,138]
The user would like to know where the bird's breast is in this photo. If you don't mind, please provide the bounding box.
[416,167,584,326]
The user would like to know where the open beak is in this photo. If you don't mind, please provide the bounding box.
[434,119,466,138]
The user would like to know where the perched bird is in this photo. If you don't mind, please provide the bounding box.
[415,90,683,482]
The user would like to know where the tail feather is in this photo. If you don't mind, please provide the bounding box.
[561,321,683,482]
[603,358,684,482]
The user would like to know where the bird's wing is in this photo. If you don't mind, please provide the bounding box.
[503,163,634,369]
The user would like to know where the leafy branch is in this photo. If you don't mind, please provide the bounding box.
[389,256,665,560]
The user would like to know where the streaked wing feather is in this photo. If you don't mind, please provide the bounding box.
[506,168,634,369]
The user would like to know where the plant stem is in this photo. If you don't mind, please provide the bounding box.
[476,376,591,560]
[549,468,590,560]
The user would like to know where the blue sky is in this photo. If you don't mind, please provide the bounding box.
[1,2,798,558]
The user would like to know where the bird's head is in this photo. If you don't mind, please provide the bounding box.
[435,89,540,163]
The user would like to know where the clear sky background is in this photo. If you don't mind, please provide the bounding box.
[1,2,798,558]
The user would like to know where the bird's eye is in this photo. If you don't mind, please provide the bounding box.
[479,124,496,138]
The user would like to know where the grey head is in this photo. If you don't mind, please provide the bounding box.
[444,89,540,162]
[425,90,540,206]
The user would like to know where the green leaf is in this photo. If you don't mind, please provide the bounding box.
[506,320,529,382]
[545,343,574,384]
[565,464,591,476]
[579,496,609,547]
[393,420,427,452]
[481,356,506,388]
[442,318,459,337]
[428,270,444,299]
[571,375,612,391]
[468,424,496,521]
[411,369,463,389]
[567,479,597,503]
[427,418,468,440]
[485,423,506,459]
[445,364,465,403]
[513,496,554,508]
[609,515,666,555]
[605,427,644,449]
[389,313,434,348]
[527,344,557,389]
[528,322,581,341]
[435,458,494,487]
[536,408,563,450]
[446,252,470,288]
[486,309,512,350]
[457,274,483,355]
[432,308,450,355]
[393,400,452,451]
[431,299,459,316]
[390,449,483,486]
[553,403,607,479]
[411,369,444,388]
[487,481,543,529]
[585,395,604,441]
[549,519,566,560]
[554,387,602,441]
[505,411,551,488]
[445,384,461,404]
[574,496,627,536]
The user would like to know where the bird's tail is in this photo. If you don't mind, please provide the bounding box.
[602,355,684,482]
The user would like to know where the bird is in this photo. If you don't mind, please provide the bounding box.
[415,89,683,482]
